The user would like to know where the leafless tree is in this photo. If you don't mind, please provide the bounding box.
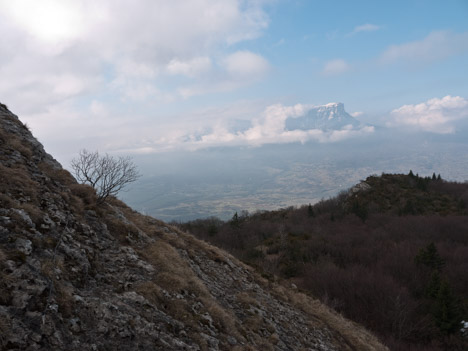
[71,149,141,203]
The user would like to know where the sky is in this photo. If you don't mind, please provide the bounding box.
[1,0,468,165]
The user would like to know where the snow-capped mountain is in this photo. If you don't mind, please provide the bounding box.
[285,102,360,130]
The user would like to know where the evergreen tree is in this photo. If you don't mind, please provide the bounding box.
[230,211,240,228]
[432,281,461,335]
[308,203,315,217]
[425,270,442,299]
[207,223,218,236]
[351,198,368,222]
[415,242,445,271]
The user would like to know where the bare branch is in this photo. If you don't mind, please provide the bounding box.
[71,149,141,203]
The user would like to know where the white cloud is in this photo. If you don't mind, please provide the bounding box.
[176,50,269,98]
[27,98,373,162]
[189,103,373,148]
[388,95,468,133]
[223,51,270,79]
[353,23,380,34]
[0,0,271,111]
[322,59,350,76]
[0,0,92,43]
[118,103,374,152]
[351,111,363,117]
[166,57,212,77]
[380,30,468,65]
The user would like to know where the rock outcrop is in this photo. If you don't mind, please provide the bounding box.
[0,103,388,350]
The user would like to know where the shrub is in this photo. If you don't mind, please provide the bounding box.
[71,149,140,203]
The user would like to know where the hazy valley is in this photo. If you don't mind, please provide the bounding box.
[123,132,468,221]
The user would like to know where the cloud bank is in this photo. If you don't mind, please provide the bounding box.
[121,103,374,153]
[389,95,468,133]
[0,0,271,112]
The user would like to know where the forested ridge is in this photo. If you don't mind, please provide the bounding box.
[178,173,468,350]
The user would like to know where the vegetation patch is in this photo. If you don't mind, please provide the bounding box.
[179,173,468,351]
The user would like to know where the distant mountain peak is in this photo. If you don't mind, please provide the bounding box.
[285,102,360,131]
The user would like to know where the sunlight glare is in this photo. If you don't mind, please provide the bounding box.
[1,0,85,43]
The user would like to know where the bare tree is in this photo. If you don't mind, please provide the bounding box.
[71,149,141,203]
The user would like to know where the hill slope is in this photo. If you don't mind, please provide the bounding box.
[180,173,468,350]
[0,103,388,350]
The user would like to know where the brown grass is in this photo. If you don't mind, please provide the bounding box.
[8,137,32,158]
[235,292,259,309]
[41,257,65,280]
[55,283,75,318]
[0,122,33,159]
[142,241,209,296]
[38,164,76,186]
[69,183,97,205]
[103,215,140,244]
[275,285,389,351]
[0,164,39,203]
[0,193,15,207]
[201,296,243,338]
[19,203,44,226]
[135,281,164,304]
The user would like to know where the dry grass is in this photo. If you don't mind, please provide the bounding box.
[152,219,387,350]
[69,183,97,205]
[41,257,65,280]
[135,281,164,304]
[142,241,209,297]
[0,164,39,203]
[8,137,32,158]
[235,292,259,309]
[103,215,141,244]
[55,283,75,318]
[0,193,15,207]
[38,163,76,186]
[274,286,389,351]
[19,203,44,226]
[137,238,244,343]
[200,296,243,339]
[0,122,33,159]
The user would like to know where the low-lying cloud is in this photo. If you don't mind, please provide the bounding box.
[124,103,374,153]
[388,95,468,133]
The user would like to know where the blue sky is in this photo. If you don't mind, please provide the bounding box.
[0,0,467,164]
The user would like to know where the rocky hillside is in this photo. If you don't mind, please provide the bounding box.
[0,103,387,350]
